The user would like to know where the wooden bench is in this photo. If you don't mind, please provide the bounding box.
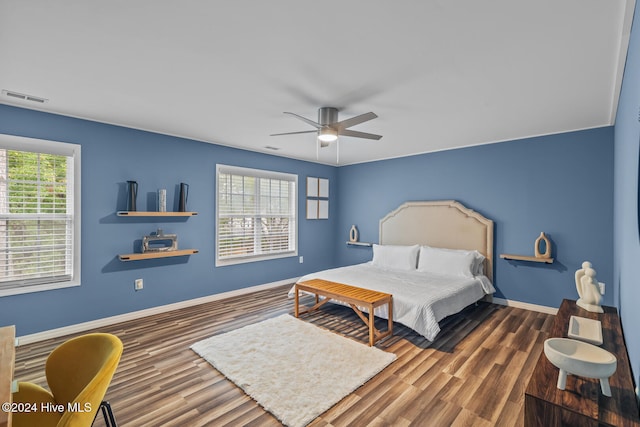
[294,279,393,346]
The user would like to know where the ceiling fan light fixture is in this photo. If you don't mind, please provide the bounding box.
[318,127,338,143]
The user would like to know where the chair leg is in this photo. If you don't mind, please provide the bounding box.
[100,401,118,427]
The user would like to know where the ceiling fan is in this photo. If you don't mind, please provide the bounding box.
[271,107,382,148]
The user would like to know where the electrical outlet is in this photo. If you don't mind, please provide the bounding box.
[134,278,143,291]
[299,256,304,264]
[599,282,605,295]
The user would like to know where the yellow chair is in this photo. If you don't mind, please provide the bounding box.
[12,333,123,427]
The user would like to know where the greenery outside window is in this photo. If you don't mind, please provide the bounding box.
[216,164,297,266]
[0,135,81,296]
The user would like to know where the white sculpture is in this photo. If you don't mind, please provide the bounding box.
[575,261,604,313]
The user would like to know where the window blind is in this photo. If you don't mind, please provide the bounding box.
[216,165,297,264]
[0,148,75,289]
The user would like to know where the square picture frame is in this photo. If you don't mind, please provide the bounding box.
[306,177,318,197]
[306,199,318,219]
[318,178,329,198]
[318,200,329,219]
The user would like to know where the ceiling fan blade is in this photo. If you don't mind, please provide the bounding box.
[334,112,378,130]
[339,129,383,140]
[270,130,317,137]
[283,112,321,129]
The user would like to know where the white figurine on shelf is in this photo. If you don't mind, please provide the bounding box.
[575,261,604,313]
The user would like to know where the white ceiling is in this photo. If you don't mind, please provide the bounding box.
[0,1,636,166]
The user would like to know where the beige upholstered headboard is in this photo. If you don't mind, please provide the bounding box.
[379,200,494,281]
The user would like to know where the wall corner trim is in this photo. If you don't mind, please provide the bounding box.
[16,278,298,346]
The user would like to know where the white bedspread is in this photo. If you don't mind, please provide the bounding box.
[289,263,495,341]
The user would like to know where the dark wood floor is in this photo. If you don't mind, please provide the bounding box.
[13,285,554,426]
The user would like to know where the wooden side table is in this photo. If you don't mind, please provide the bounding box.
[0,325,16,427]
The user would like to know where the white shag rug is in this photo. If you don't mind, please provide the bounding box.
[191,314,396,427]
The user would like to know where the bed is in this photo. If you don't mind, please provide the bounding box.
[290,200,495,341]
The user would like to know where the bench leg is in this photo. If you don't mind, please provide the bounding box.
[369,307,375,346]
[388,299,393,337]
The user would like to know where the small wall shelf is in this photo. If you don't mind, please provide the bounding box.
[346,241,373,247]
[119,249,199,261]
[501,232,554,264]
[500,253,554,264]
[117,211,198,217]
[116,208,198,261]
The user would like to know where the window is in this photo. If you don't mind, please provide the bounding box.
[216,164,297,266]
[0,135,81,296]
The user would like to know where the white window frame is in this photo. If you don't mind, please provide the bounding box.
[216,164,297,266]
[0,134,81,297]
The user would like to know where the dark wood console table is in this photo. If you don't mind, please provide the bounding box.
[525,299,640,426]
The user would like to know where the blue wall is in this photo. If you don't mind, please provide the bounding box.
[335,128,614,309]
[0,105,619,336]
[614,1,640,398]
[0,105,338,336]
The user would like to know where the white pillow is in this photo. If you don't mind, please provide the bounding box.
[448,248,485,275]
[371,244,420,271]
[417,246,484,278]
[472,251,486,275]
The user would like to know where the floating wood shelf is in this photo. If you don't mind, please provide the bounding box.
[117,211,198,217]
[118,249,199,261]
[346,241,373,247]
[500,254,554,264]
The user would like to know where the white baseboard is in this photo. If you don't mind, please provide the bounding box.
[18,281,558,346]
[491,297,558,315]
[17,278,297,346]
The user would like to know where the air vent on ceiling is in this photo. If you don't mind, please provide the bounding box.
[2,90,48,104]
[264,146,280,151]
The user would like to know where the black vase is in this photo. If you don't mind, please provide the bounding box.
[127,181,138,211]
[178,182,189,212]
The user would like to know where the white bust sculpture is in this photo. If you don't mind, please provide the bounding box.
[575,261,603,313]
